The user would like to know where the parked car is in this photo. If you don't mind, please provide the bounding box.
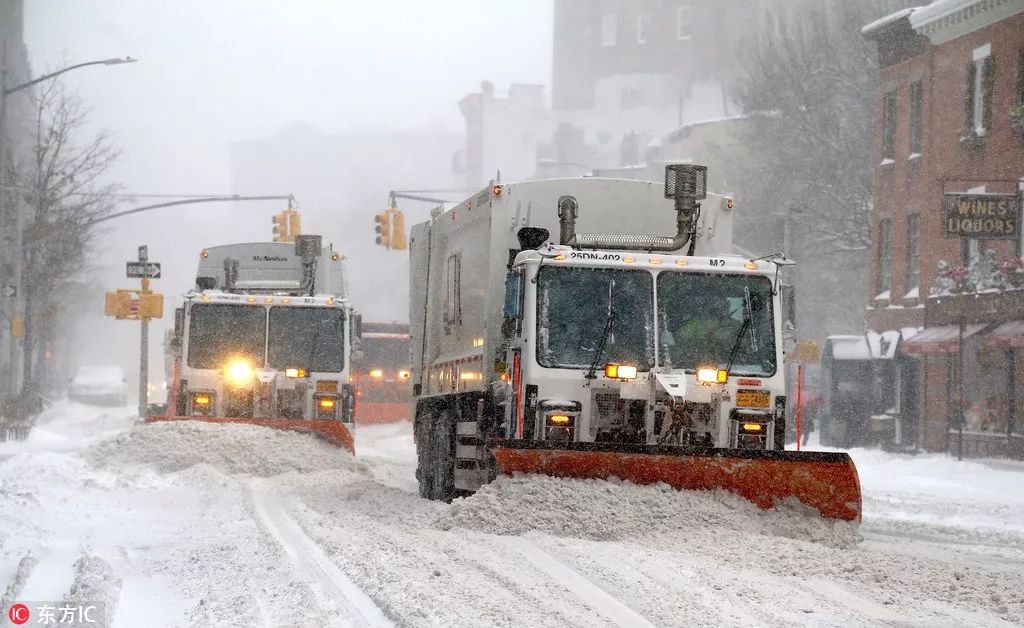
[68,366,127,406]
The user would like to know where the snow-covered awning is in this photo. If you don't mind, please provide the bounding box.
[901,324,986,356]
[983,321,1024,349]
[866,330,902,359]
[827,336,871,361]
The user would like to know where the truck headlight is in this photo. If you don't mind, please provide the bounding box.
[539,399,582,443]
[191,392,215,416]
[544,411,576,442]
[604,363,637,380]
[284,367,307,378]
[696,366,728,385]
[224,359,255,387]
[315,395,338,419]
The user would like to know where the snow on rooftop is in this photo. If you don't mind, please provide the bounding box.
[909,0,1024,31]
[862,6,919,36]
[660,113,750,145]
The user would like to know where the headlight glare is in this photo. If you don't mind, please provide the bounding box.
[224,359,255,387]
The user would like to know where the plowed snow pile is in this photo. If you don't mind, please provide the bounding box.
[443,474,860,548]
[87,421,357,476]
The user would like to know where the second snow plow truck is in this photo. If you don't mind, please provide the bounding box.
[151,234,359,453]
[409,165,861,521]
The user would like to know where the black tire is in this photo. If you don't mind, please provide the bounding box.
[415,403,436,499]
[430,401,456,502]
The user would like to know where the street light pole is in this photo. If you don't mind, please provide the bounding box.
[0,56,136,395]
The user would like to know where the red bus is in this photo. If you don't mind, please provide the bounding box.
[353,322,413,424]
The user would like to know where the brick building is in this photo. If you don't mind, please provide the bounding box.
[855,0,1024,457]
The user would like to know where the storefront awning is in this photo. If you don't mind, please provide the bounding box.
[901,324,985,356]
[983,321,1024,349]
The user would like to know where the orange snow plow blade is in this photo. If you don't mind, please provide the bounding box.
[146,415,355,455]
[490,441,861,522]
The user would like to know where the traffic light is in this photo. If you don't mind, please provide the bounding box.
[374,211,392,249]
[272,211,289,242]
[391,209,407,251]
[288,211,301,238]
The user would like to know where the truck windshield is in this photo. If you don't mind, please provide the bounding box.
[537,266,654,370]
[657,272,776,376]
[267,307,346,373]
[186,304,267,369]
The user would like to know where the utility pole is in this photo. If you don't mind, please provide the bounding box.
[137,246,150,419]
[1,64,17,394]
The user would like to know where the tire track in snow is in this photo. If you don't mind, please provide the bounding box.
[494,536,655,628]
[249,482,392,627]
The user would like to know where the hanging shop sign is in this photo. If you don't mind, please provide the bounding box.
[942,193,1021,240]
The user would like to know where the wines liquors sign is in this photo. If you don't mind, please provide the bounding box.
[942,193,1021,240]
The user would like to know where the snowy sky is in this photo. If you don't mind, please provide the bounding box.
[23,1,552,377]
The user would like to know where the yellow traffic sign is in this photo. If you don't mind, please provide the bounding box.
[105,289,164,320]
[794,340,821,364]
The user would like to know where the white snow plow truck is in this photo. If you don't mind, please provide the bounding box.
[150,235,359,453]
[409,165,861,521]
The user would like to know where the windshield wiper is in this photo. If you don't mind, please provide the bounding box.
[724,288,757,375]
[585,280,616,380]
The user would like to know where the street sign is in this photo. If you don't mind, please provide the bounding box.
[2,285,15,298]
[126,261,161,279]
[138,245,149,262]
[794,340,821,364]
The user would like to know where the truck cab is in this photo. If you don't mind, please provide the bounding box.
[165,237,359,436]
[502,247,787,452]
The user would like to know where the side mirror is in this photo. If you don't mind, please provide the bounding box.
[502,272,522,339]
[351,311,364,361]
[780,284,797,352]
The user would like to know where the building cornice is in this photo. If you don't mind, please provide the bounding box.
[910,0,1024,45]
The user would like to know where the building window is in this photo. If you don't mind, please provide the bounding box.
[876,219,892,296]
[882,90,897,161]
[636,13,650,44]
[675,6,692,41]
[909,81,923,156]
[601,14,617,47]
[906,214,920,294]
[967,44,993,136]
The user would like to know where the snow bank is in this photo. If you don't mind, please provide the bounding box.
[0,553,37,612]
[64,552,122,628]
[442,474,860,548]
[86,421,358,477]
[0,401,137,456]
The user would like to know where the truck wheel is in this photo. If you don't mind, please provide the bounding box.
[415,404,436,499]
[430,402,456,502]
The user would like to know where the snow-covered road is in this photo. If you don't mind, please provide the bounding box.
[1,402,1022,627]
